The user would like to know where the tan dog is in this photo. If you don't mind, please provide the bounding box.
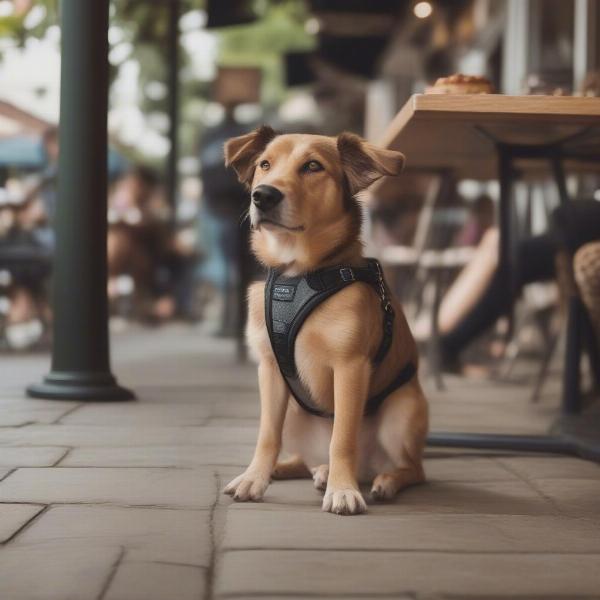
[223,126,428,515]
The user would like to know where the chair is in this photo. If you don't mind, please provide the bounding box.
[371,171,475,388]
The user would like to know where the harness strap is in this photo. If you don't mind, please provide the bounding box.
[363,361,417,416]
[265,259,415,418]
[304,260,395,365]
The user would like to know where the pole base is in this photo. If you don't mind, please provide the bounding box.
[27,371,134,401]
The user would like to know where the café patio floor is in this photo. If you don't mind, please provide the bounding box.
[0,323,599,599]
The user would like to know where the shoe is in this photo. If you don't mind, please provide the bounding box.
[5,319,43,350]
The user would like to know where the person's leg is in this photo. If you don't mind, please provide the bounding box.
[5,286,44,350]
[439,232,557,361]
[107,227,152,301]
[8,286,37,323]
[438,228,499,334]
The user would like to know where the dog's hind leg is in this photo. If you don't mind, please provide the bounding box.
[272,454,311,480]
[371,378,428,501]
[311,464,329,491]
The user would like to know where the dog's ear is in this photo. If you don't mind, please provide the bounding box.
[337,132,405,195]
[224,125,277,186]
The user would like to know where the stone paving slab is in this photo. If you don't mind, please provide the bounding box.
[13,505,211,566]
[0,468,216,508]
[0,545,121,600]
[438,596,600,600]
[0,446,68,468]
[219,477,558,516]
[437,597,600,600]
[208,396,260,419]
[529,478,600,517]
[236,597,416,600]
[61,444,253,467]
[365,478,558,515]
[0,424,257,447]
[105,560,206,600]
[2,325,600,600]
[0,399,80,427]
[214,411,550,435]
[206,417,260,428]
[132,386,258,407]
[224,455,516,484]
[422,456,516,482]
[497,456,600,480]
[60,403,211,426]
[422,372,559,398]
[120,357,257,389]
[429,407,552,434]
[222,509,600,553]
[0,504,44,543]
[215,550,600,597]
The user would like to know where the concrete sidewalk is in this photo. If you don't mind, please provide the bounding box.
[1,324,599,599]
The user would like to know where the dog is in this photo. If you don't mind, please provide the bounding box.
[223,126,428,515]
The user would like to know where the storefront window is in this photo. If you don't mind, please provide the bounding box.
[526,0,575,93]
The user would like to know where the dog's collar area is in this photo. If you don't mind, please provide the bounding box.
[264,258,416,418]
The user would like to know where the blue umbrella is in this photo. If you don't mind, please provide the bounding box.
[0,134,128,175]
[0,135,45,168]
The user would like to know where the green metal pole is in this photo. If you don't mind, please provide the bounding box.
[166,0,180,213]
[27,0,133,401]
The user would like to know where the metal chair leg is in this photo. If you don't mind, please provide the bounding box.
[428,269,445,391]
[531,329,560,403]
[563,296,584,414]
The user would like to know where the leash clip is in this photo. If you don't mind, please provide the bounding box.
[372,260,394,315]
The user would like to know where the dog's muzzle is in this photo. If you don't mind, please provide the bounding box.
[252,184,283,213]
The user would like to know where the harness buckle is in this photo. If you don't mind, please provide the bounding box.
[340,267,355,282]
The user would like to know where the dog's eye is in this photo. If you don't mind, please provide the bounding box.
[259,160,270,171]
[302,160,324,173]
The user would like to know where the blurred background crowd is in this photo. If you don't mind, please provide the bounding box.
[0,0,599,395]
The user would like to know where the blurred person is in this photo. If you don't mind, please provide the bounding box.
[0,124,59,348]
[39,126,59,225]
[198,104,255,336]
[452,194,495,247]
[437,200,600,370]
[0,174,53,349]
[107,166,184,321]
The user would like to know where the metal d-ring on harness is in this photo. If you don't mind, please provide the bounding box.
[264,258,417,418]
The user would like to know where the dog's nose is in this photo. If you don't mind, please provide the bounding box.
[252,185,283,212]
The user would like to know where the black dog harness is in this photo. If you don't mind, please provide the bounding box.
[265,258,417,418]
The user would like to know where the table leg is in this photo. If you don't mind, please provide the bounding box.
[497,147,517,331]
[426,143,600,461]
[428,268,446,391]
[550,155,570,206]
[549,155,587,414]
[563,296,584,414]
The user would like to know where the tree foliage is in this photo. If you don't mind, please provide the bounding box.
[0,0,313,160]
[217,0,314,105]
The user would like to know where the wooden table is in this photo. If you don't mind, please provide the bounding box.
[377,94,600,461]
[378,94,600,179]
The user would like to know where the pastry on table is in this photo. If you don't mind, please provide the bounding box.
[425,73,493,95]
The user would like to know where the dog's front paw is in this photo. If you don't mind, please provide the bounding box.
[223,471,270,502]
[322,487,367,515]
